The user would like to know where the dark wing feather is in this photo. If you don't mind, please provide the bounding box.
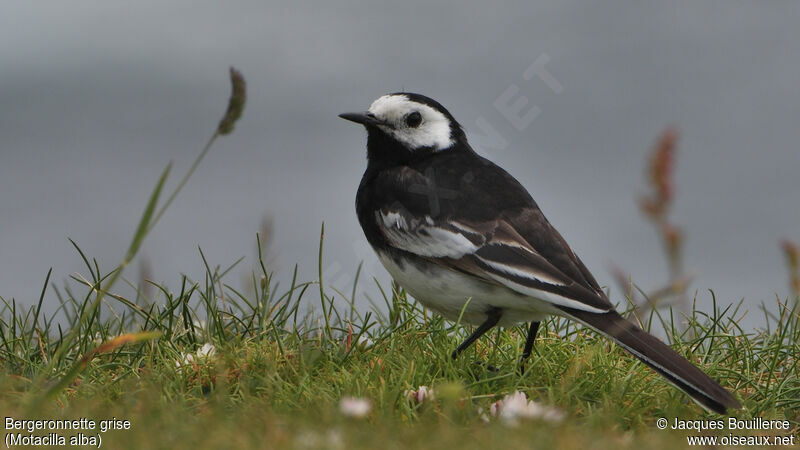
[373,206,613,313]
[505,205,604,293]
[452,218,613,312]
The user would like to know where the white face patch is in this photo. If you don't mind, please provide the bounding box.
[368,94,454,151]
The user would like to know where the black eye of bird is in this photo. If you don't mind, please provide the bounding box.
[405,111,422,128]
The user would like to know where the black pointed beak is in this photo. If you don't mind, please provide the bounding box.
[338,111,383,126]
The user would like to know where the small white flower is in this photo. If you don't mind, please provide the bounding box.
[477,407,491,424]
[176,343,217,368]
[404,385,435,404]
[339,397,371,418]
[356,335,374,349]
[490,399,503,417]
[192,319,206,332]
[294,430,318,449]
[489,390,565,426]
[294,429,343,450]
[196,342,216,358]
[325,429,343,449]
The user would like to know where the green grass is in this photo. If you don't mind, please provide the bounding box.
[0,230,798,449]
[1,70,797,449]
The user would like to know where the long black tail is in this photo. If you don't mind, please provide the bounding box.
[558,307,741,414]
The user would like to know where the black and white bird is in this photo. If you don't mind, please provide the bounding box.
[340,92,741,414]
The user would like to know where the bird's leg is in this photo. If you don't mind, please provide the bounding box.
[451,307,502,359]
[518,321,540,373]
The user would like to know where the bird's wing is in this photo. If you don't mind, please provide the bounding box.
[504,204,605,294]
[374,205,613,313]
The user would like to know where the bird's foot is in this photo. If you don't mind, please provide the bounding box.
[517,357,529,375]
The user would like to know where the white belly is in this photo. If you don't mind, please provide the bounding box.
[376,250,556,327]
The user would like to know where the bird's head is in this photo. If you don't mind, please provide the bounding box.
[340,93,465,155]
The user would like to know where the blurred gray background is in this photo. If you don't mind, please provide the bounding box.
[2,1,798,329]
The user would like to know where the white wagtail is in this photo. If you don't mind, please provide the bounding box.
[340,92,741,414]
